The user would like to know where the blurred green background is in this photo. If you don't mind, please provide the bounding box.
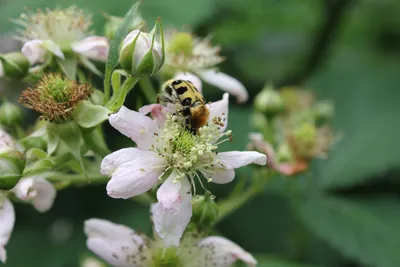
[1,0,400,266]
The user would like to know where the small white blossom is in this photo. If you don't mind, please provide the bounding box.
[72,36,109,62]
[101,93,266,245]
[0,194,15,263]
[164,31,248,103]
[12,176,56,213]
[84,218,257,267]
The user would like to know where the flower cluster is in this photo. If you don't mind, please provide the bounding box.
[249,84,336,176]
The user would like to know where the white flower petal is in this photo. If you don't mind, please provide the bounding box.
[152,178,192,247]
[217,151,267,169]
[210,167,235,184]
[156,171,191,211]
[196,236,257,267]
[173,72,202,92]
[84,218,149,267]
[0,128,15,149]
[0,196,15,263]
[109,106,160,150]
[106,150,165,199]
[21,39,47,65]
[208,93,229,133]
[101,148,142,176]
[13,177,56,213]
[197,69,248,103]
[72,36,109,62]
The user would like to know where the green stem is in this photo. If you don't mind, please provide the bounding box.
[139,77,158,103]
[47,173,108,185]
[107,77,140,111]
[103,69,112,105]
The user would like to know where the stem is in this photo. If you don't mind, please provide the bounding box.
[47,173,108,185]
[107,77,140,111]
[139,77,158,103]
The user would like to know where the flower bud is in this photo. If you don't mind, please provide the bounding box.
[314,100,334,125]
[0,52,30,79]
[72,36,109,62]
[191,194,218,229]
[0,101,23,127]
[276,142,293,163]
[254,84,284,117]
[250,112,269,132]
[292,122,317,157]
[119,20,165,77]
[0,144,26,190]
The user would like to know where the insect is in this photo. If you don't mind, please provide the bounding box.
[157,79,210,134]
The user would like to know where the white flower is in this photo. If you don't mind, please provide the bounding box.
[0,194,15,263]
[16,6,109,69]
[164,32,248,103]
[12,176,56,213]
[101,93,266,246]
[72,36,109,62]
[84,218,257,267]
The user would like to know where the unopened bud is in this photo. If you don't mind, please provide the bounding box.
[254,84,284,117]
[0,101,23,127]
[292,123,317,157]
[276,142,293,163]
[0,52,30,79]
[314,100,334,125]
[250,112,269,132]
[119,20,165,77]
[0,144,26,190]
[192,194,218,229]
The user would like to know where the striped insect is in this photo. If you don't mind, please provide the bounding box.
[157,79,210,134]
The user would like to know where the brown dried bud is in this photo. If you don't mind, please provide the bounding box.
[19,73,92,123]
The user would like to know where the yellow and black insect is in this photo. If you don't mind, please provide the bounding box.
[157,79,210,134]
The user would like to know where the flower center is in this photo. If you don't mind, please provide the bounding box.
[167,32,194,57]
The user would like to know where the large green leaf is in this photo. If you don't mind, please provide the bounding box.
[296,194,400,267]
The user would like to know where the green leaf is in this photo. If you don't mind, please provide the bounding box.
[56,56,77,80]
[74,101,110,128]
[104,1,140,103]
[22,158,56,177]
[81,127,110,157]
[46,125,60,155]
[26,148,48,160]
[295,194,400,267]
[253,256,321,267]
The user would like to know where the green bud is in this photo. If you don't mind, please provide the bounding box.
[314,100,334,124]
[191,194,218,229]
[0,52,30,79]
[276,142,293,163]
[167,32,194,57]
[254,84,284,116]
[250,112,269,132]
[0,100,23,127]
[0,145,26,190]
[152,247,182,267]
[119,19,165,77]
[292,123,317,157]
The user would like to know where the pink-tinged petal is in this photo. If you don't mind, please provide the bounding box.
[109,106,160,150]
[156,171,191,211]
[217,151,267,169]
[84,218,150,267]
[197,69,248,103]
[196,236,257,267]
[139,104,167,127]
[106,150,165,199]
[208,93,229,133]
[0,196,15,263]
[152,178,192,247]
[101,148,141,176]
[173,72,202,92]
[13,177,56,212]
[21,40,47,65]
[72,36,109,62]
